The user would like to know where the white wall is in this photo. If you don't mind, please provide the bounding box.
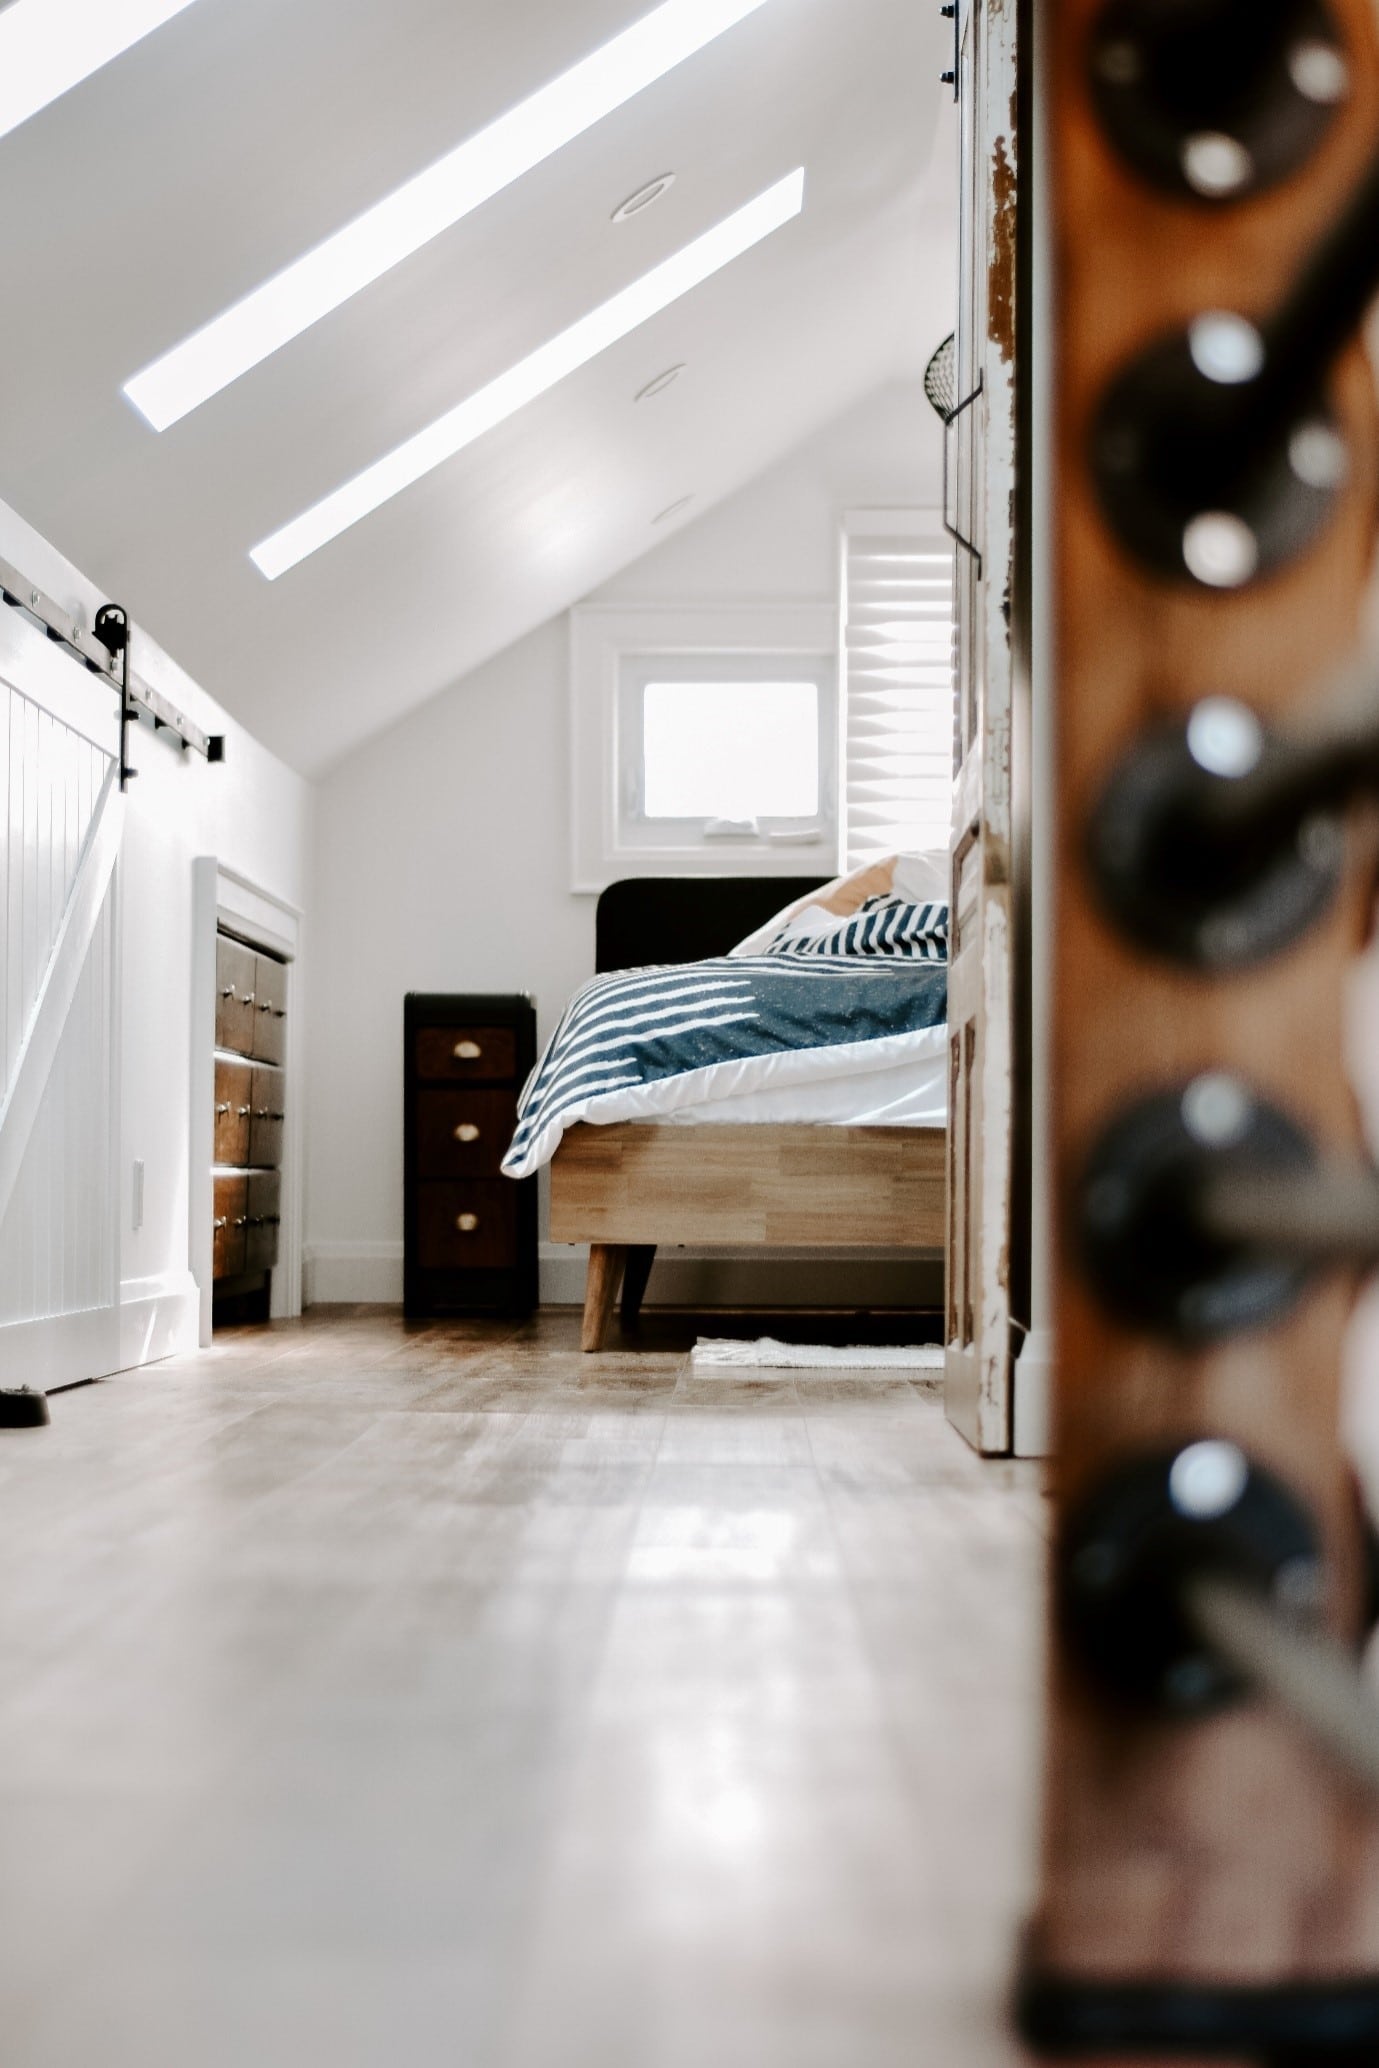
[0,495,313,1372]
[306,379,945,1306]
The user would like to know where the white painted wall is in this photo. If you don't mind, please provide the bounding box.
[306,379,946,1306]
[0,495,313,1374]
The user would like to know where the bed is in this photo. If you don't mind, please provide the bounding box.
[504,873,950,1350]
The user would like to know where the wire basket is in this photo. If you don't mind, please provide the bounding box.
[924,332,957,424]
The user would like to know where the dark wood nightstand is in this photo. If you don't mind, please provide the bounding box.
[404,994,538,1317]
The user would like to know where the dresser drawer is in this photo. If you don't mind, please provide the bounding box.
[416,1088,516,1178]
[215,936,257,1056]
[214,1058,253,1166]
[245,1170,281,1274]
[249,1064,285,1169]
[415,1025,517,1084]
[251,953,287,1066]
[416,1181,517,1271]
[213,1174,248,1278]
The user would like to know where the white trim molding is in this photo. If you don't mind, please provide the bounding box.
[569,598,838,892]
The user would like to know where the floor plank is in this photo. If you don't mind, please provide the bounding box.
[0,1310,1045,2067]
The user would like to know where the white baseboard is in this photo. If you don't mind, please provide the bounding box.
[304,1239,943,1312]
[304,1242,405,1306]
[119,1271,200,1371]
[1012,1324,1054,1458]
[0,1271,198,1391]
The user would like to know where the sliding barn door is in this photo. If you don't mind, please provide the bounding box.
[0,604,122,1388]
[944,0,1020,1453]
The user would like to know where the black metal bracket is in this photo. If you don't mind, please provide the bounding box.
[0,554,225,770]
[943,373,984,577]
[940,2,958,98]
[94,604,136,790]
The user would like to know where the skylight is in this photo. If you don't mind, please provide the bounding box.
[249,168,805,581]
[0,0,204,144]
[123,0,781,432]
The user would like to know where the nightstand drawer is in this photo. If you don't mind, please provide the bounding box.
[415,1025,517,1083]
[416,1181,516,1270]
[416,1088,515,1177]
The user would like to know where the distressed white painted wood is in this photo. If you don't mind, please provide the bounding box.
[944,0,1020,1455]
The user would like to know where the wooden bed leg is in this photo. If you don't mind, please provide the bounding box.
[620,1245,656,1328]
[581,1244,627,1353]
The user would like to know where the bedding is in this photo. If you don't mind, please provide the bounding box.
[502,953,948,1180]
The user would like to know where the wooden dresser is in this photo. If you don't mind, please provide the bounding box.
[213,929,287,1319]
[404,994,538,1317]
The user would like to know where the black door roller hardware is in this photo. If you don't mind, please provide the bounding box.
[1084,686,1379,967]
[1078,1074,1379,1341]
[1091,137,1379,588]
[1089,0,1350,203]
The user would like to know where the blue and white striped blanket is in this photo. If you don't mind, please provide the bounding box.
[502,955,948,1179]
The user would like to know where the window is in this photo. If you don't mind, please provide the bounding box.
[617,653,833,850]
[570,602,838,889]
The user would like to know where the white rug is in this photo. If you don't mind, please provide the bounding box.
[691,1337,944,1372]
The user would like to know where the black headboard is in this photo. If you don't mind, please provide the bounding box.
[595,877,829,974]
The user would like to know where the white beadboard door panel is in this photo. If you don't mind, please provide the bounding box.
[0,606,121,1384]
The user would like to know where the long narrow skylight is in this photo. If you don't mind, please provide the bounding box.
[0,0,204,144]
[250,169,805,581]
[124,0,782,433]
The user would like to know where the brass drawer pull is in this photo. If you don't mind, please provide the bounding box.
[453,1040,482,1061]
[454,1122,481,1144]
[456,1212,480,1234]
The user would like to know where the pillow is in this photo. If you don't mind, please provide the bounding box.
[729,851,950,956]
[763,890,948,961]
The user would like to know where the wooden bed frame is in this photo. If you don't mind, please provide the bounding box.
[553,876,949,1350]
[551,1120,947,1349]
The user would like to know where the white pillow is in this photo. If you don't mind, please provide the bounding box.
[729,851,950,957]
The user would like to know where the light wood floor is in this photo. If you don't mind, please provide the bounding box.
[0,1309,1046,2068]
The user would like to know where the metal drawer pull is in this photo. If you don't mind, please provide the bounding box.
[454,1040,482,1060]
[255,1108,285,1120]
[238,1104,252,1117]
[233,1215,250,1228]
[215,1101,231,1115]
[220,984,235,999]
[213,1216,227,1231]
[258,1000,273,1012]
[456,1212,480,1233]
[243,992,255,1008]
[455,1122,481,1143]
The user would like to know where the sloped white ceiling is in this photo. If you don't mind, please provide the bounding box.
[0,0,956,773]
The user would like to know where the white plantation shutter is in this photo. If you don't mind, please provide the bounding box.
[840,513,956,868]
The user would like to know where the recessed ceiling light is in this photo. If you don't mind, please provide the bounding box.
[635,364,685,401]
[250,169,803,580]
[613,173,676,222]
[652,496,695,525]
[0,0,204,145]
[124,0,783,432]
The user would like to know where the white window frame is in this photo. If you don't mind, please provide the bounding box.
[570,600,839,892]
